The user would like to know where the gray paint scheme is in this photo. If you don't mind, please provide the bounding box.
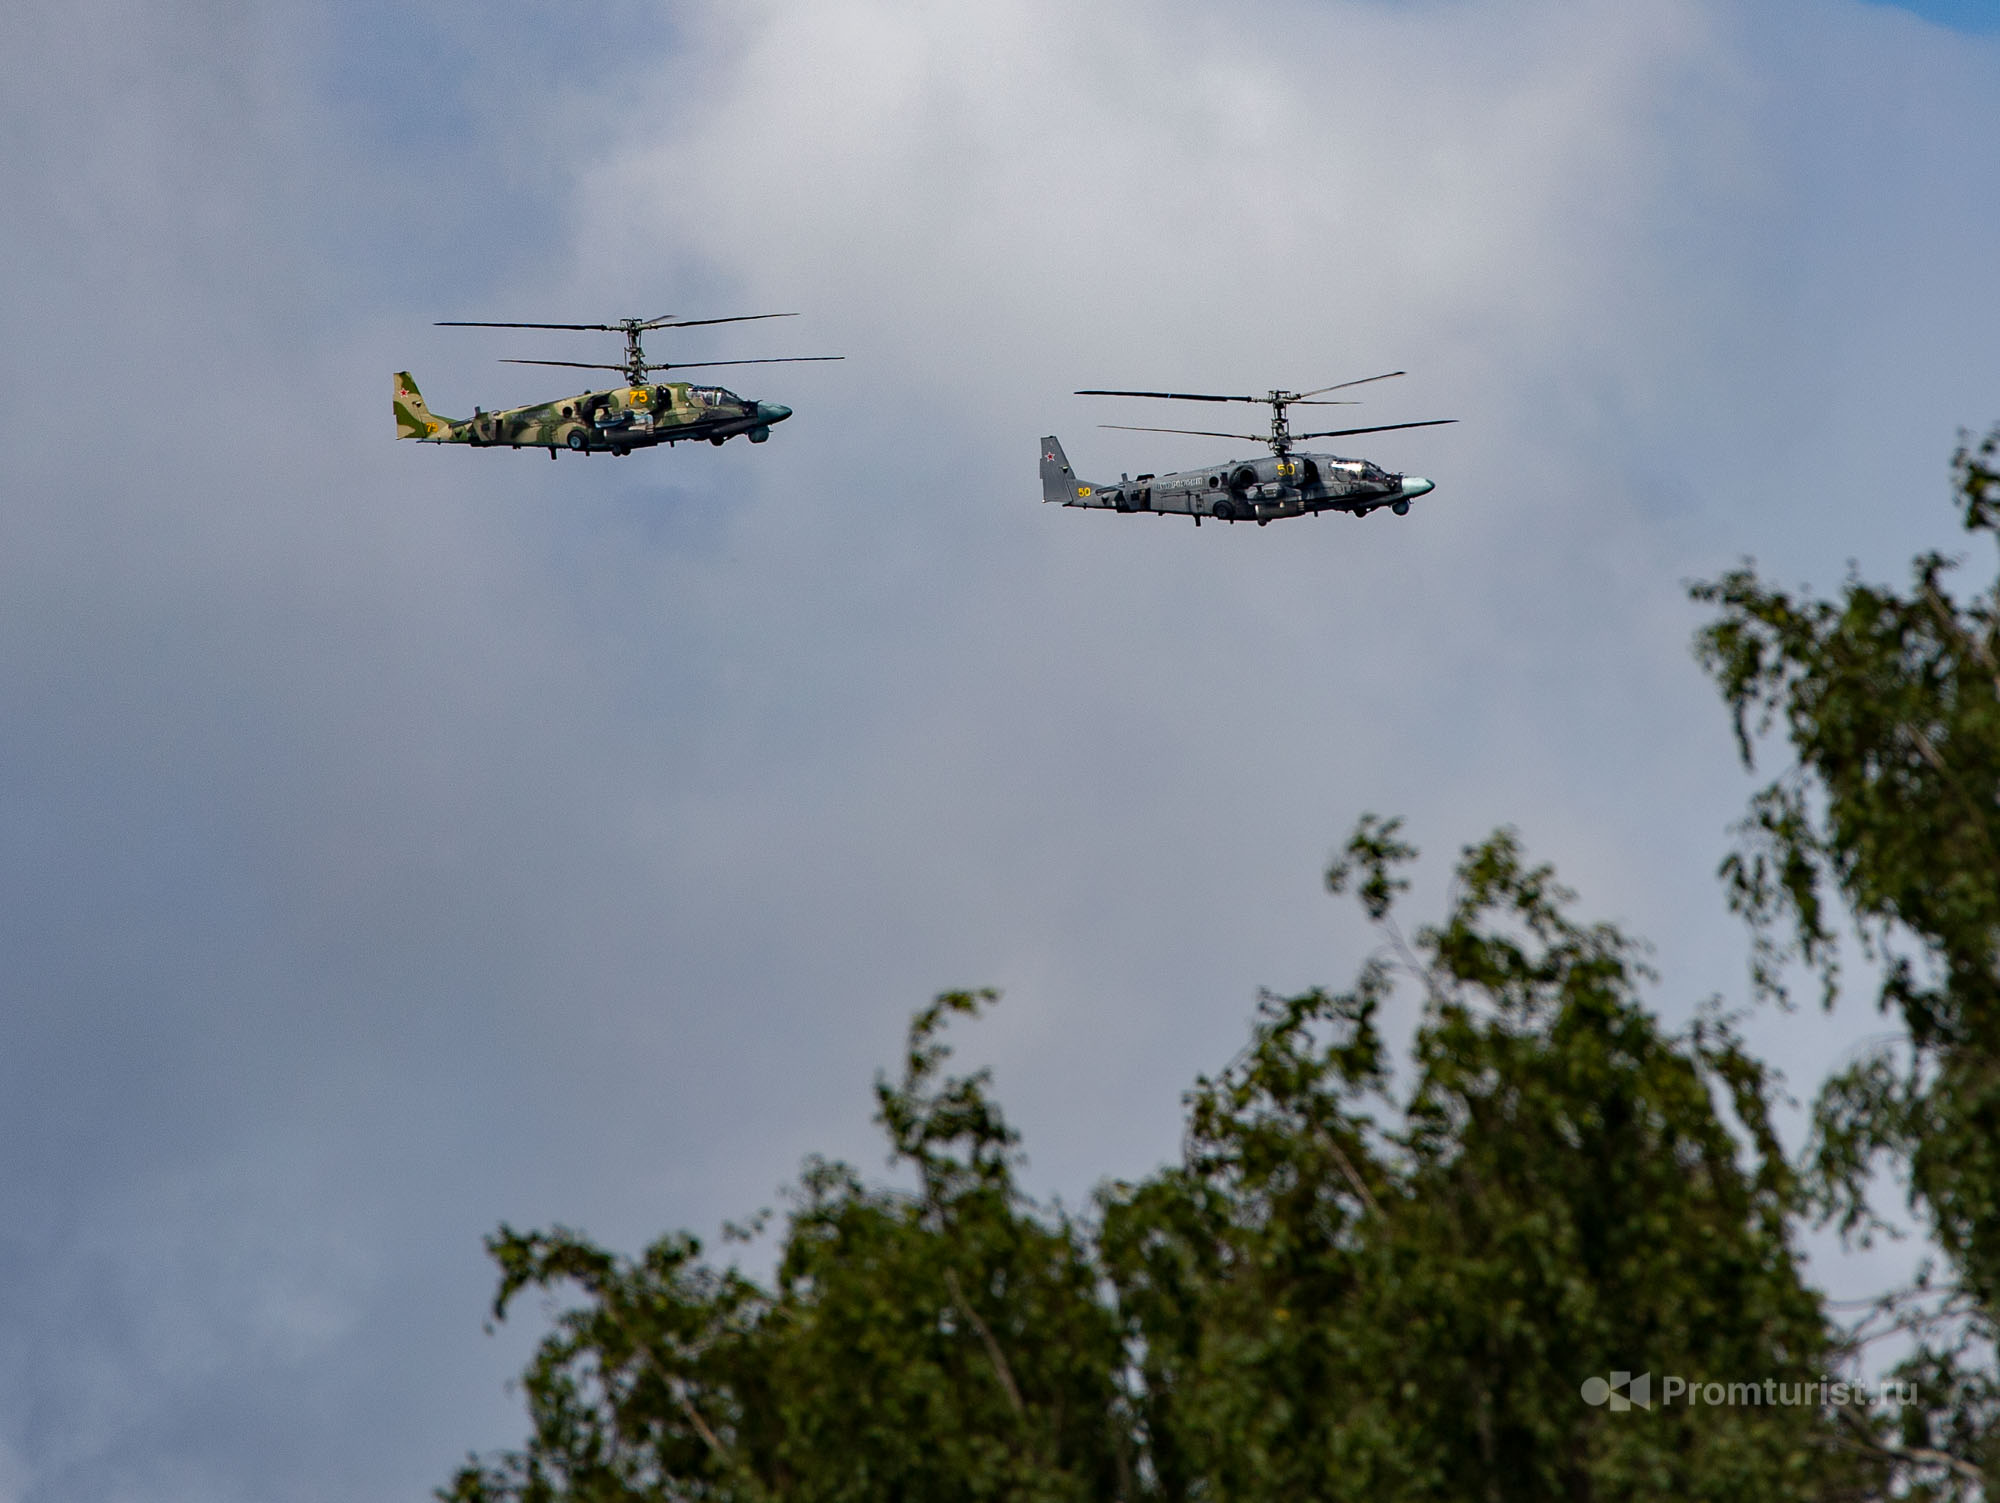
[1041,436,1434,525]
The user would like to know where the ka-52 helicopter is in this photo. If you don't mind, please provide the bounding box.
[393,313,841,457]
[1041,373,1453,525]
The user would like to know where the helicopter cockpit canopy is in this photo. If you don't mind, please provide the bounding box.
[691,386,745,407]
[1324,457,1391,479]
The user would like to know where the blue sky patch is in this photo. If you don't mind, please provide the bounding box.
[1863,0,2000,33]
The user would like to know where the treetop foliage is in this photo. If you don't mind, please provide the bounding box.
[446,824,1877,1503]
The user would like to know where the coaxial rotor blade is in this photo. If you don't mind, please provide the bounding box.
[1097,424,1266,440]
[442,321,636,332]
[1076,388,1261,404]
[642,312,800,330]
[443,313,799,333]
[1292,418,1457,440]
[641,356,844,370]
[499,358,628,371]
[1295,371,1406,398]
[1076,387,1357,405]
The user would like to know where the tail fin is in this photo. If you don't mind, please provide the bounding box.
[1040,436,1090,504]
[394,372,448,439]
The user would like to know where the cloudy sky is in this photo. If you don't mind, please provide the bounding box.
[4,1,1999,1497]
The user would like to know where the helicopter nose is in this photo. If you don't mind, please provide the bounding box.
[1400,476,1434,499]
[759,403,792,424]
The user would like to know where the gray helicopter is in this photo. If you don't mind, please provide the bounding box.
[1042,373,1452,525]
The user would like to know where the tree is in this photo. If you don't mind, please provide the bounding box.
[1103,819,1869,1503]
[1691,421,2000,1497]
[445,824,1882,1502]
[442,991,1130,1503]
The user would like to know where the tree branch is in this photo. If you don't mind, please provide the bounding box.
[670,1377,730,1460]
[944,1269,1027,1421]
[1836,1402,1985,1491]
[636,1344,733,1462]
[1321,1127,1383,1217]
[1896,720,2000,877]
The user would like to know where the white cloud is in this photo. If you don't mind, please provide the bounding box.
[1,0,1997,1498]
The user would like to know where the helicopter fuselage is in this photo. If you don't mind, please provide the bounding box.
[1040,439,1434,523]
[395,373,792,455]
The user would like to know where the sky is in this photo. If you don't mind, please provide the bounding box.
[2,1,1998,1499]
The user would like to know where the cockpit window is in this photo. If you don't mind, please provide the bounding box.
[692,387,743,405]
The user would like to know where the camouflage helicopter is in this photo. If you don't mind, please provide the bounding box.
[394,313,840,457]
[1042,373,1453,525]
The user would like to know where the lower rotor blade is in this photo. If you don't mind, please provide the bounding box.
[644,356,844,370]
[1293,418,1457,440]
[1098,424,1265,440]
[500,359,628,371]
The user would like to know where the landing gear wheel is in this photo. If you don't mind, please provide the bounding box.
[1212,499,1235,522]
[1393,499,1410,516]
[1356,506,1372,518]
[566,429,588,452]
[710,436,726,446]
[1257,517,1268,526]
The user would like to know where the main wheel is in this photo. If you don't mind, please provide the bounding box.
[565,429,588,452]
[1212,499,1235,522]
[1393,499,1410,516]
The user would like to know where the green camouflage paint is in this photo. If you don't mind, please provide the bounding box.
[394,372,786,454]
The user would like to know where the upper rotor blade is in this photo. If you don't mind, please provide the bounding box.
[1292,418,1457,440]
[442,313,797,333]
[643,312,800,331]
[1076,388,1260,404]
[643,355,844,370]
[499,358,629,371]
[1294,370,1406,399]
[442,321,628,332]
[1098,423,1266,441]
